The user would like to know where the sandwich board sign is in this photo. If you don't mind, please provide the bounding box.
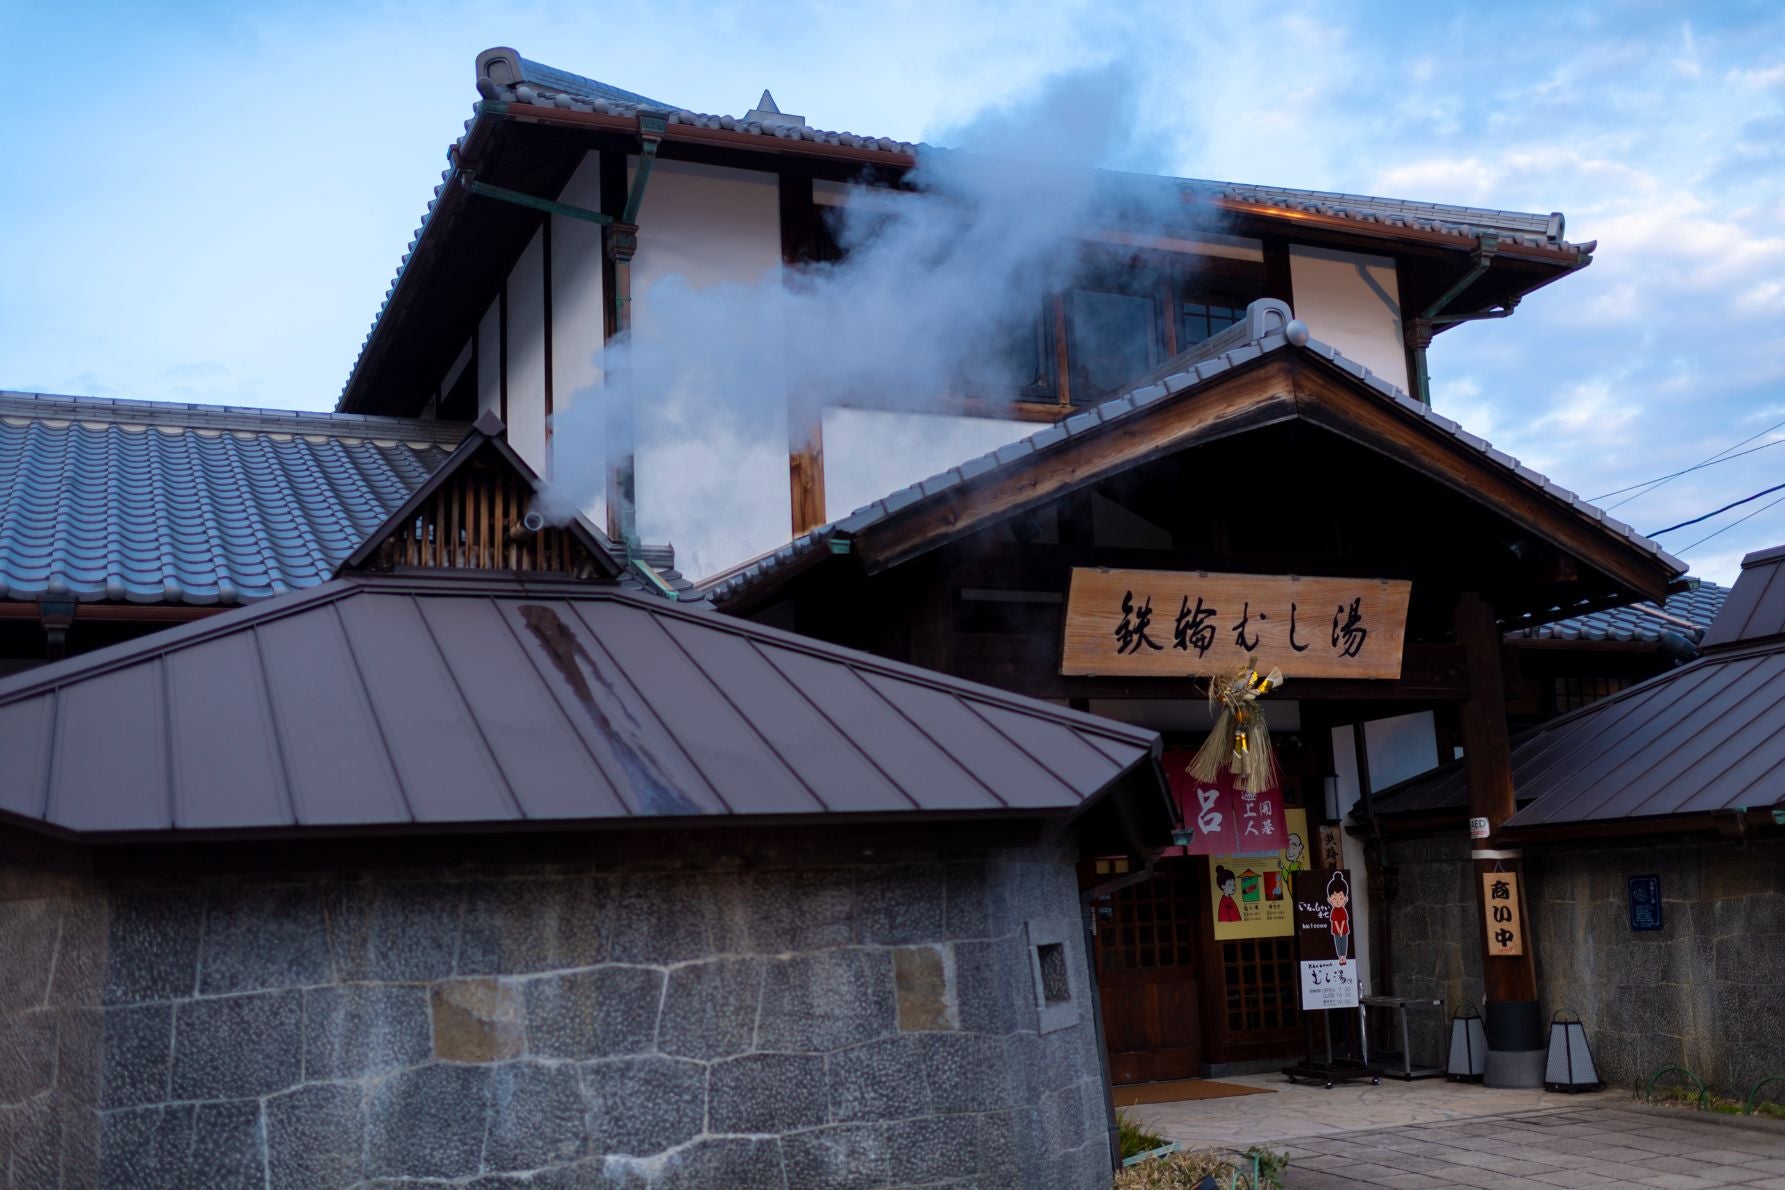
[1292,869,1359,1010]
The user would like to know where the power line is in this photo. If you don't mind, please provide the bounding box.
[1648,481,1785,536]
[1593,435,1785,503]
[1678,489,1785,554]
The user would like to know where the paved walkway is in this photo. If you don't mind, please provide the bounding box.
[1126,1077,1785,1188]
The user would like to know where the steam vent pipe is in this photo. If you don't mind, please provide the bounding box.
[603,113,666,554]
[507,511,547,542]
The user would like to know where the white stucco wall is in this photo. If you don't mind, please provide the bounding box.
[1289,245,1408,391]
[504,230,549,473]
[476,297,501,419]
[550,152,608,530]
[628,158,787,579]
[822,408,1032,522]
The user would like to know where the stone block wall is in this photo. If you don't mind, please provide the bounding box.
[1383,831,1785,1093]
[0,832,1112,1188]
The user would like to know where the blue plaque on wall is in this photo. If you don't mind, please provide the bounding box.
[1628,875,1662,932]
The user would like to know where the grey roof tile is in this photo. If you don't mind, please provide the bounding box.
[1508,581,1727,643]
[0,392,460,606]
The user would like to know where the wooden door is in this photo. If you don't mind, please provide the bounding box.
[1089,857,1201,1083]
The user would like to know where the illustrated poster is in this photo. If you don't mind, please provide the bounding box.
[1209,808,1310,940]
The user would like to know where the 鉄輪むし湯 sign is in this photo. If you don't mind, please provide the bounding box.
[1061,568,1411,680]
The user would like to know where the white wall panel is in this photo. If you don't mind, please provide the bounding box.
[1289,245,1409,390]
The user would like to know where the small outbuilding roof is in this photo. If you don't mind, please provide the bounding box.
[1374,546,1785,830]
[1506,580,1726,644]
[0,571,1166,843]
[0,390,461,606]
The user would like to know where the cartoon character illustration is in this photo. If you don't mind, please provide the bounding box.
[1284,832,1306,872]
[1326,870,1351,965]
[1216,866,1242,922]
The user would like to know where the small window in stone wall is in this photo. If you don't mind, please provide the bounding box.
[1026,920,1080,1034]
[1037,942,1070,1004]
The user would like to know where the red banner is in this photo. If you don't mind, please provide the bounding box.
[1163,750,1288,856]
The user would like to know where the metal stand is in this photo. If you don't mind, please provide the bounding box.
[1361,995,1445,1080]
[1282,1009,1382,1089]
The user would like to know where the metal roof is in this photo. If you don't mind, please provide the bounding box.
[0,572,1162,840]
[1699,545,1785,649]
[1375,546,1785,827]
[0,391,461,606]
[701,301,1685,605]
[1507,581,1727,644]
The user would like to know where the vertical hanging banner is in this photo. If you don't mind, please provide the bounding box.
[1292,869,1359,1009]
[1209,808,1309,940]
[1483,871,1525,956]
[1163,750,1287,855]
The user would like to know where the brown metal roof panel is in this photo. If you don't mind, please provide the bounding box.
[648,615,913,814]
[1509,663,1730,803]
[1579,657,1782,820]
[416,597,632,820]
[0,696,52,820]
[164,634,292,829]
[1513,662,1758,823]
[51,664,168,832]
[566,601,821,817]
[755,645,1003,812]
[253,608,413,826]
[965,702,1134,796]
[856,674,1079,809]
[334,594,520,824]
[497,600,725,818]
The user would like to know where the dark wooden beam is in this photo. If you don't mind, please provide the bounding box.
[1454,591,1538,1006]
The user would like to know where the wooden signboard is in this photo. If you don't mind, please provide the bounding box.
[1483,871,1525,957]
[1060,569,1411,679]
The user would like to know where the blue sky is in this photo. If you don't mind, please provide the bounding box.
[3,1,1782,583]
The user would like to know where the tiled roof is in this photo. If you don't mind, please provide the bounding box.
[483,57,1579,252]
[1507,581,1727,643]
[700,301,1685,606]
[0,391,462,606]
[338,49,1584,410]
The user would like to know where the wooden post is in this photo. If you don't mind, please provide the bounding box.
[789,410,826,536]
[1453,592,1541,1061]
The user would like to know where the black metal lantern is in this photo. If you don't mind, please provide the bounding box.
[1446,1007,1487,1082]
[1544,1011,1603,1092]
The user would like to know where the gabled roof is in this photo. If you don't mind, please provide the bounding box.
[1507,580,1726,644]
[470,50,1581,253]
[0,390,461,606]
[1374,544,1785,830]
[701,301,1684,611]
[0,570,1166,843]
[337,49,1589,414]
[338,409,623,581]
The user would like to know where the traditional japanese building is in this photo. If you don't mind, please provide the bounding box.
[0,42,1726,1185]
[0,418,1173,1187]
[701,302,1685,1081]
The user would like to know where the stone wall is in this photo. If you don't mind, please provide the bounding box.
[0,862,101,1187]
[0,831,1113,1189]
[1383,831,1785,1093]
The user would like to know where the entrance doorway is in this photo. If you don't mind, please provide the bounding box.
[1091,857,1202,1083]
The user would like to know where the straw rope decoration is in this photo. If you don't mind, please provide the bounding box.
[1188,657,1286,793]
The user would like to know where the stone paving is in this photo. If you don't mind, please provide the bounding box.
[1127,1075,1785,1189]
